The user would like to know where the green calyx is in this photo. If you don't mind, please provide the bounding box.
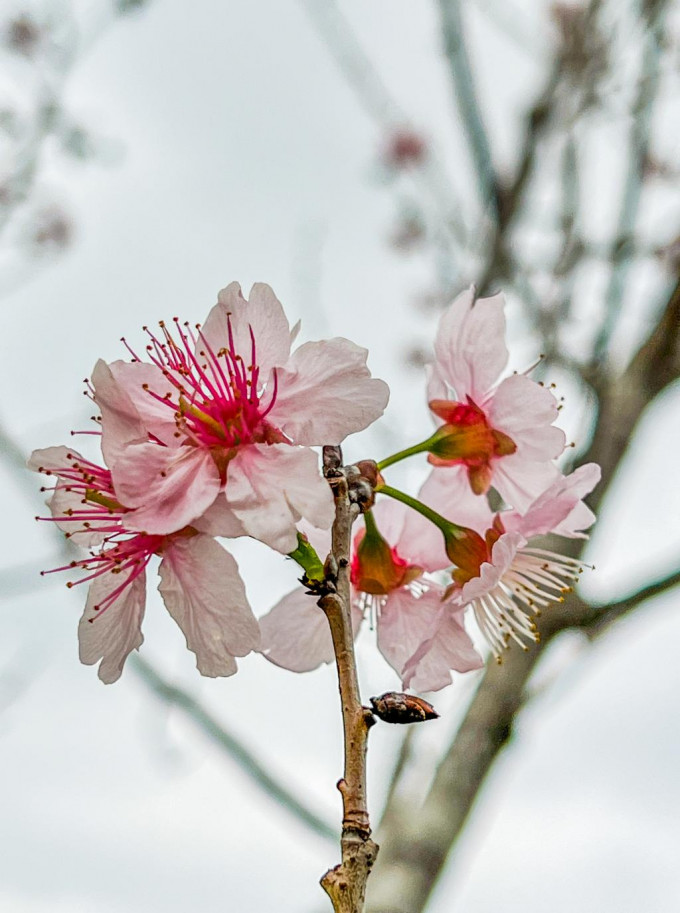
[288,532,325,583]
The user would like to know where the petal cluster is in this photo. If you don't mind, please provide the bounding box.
[259,500,483,692]
[30,447,259,682]
[29,282,389,682]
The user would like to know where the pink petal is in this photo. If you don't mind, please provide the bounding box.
[426,363,448,408]
[459,532,524,603]
[401,604,484,693]
[488,375,565,460]
[28,446,106,547]
[270,338,390,445]
[504,463,601,539]
[418,468,494,536]
[378,589,483,691]
[158,534,260,677]
[377,587,446,682]
[91,360,149,467]
[201,282,292,379]
[108,360,180,446]
[259,587,336,672]
[491,456,562,513]
[192,493,248,538]
[78,570,146,684]
[434,288,508,403]
[112,443,221,534]
[225,444,334,553]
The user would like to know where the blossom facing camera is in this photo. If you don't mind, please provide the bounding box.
[29,446,260,683]
[426,287,566,509]
[93,282,389,553]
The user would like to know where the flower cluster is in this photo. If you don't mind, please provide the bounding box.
[31,282,389,682]
[32,283,598,694]
[260,288,599,691]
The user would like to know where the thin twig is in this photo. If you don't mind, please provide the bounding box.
[298,0,467,254]
[592,2,668,364]
[129,654,337,843]
[437,0,501,218]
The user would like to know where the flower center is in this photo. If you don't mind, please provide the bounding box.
[350,526,423,596]
[125,317,286,471]
[427,396,516,494]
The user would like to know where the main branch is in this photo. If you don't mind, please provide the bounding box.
[319,449,378,912]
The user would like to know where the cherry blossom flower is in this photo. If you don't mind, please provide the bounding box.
[92,282,389,553]
[29,446,260,683]
[259,500,482,692]
[425,287,566,509]
[402,463,600,678]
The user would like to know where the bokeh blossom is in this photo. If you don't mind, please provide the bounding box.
[260,499,482,692]
[29,446,259,683]
[93,282,389,553]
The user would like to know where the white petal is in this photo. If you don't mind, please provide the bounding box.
[78,570,146,684]
[158,534,260,677]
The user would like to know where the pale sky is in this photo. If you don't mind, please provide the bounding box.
[2,2,680,912]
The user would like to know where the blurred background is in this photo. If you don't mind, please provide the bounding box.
[2,1,680,911]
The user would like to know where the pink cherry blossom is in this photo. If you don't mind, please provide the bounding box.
[426,287,566,509]
[259,500,482,692]
[29,446,260,683]
[403,464,600,678]
[91,282,389,553]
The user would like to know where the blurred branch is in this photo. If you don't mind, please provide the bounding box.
[592,2,669,365]
[367,566,680,913]
[471,0,543,53]
[129,654,337,844]
[437,0,501,218]
[298,0,467,253]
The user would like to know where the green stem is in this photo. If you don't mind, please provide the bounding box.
[377,431,441,471]
[376,484,461,535]
[363,509,379,537]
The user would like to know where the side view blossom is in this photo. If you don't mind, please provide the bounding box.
[29,446,260,683]
[402,463,601,681]
[422,286,566,509]
[92,282,390,553]
[260,499,483,692]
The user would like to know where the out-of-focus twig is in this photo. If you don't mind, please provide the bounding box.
[437,0,501,218]
[298,0,467,255]
[129,654,337,844]
[592,2,669,364]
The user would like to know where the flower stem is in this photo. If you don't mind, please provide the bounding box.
[319,450,378,912]
[377,431,441,470]
[376,483,457,534]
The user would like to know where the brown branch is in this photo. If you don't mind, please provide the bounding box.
[319,450,378,912]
